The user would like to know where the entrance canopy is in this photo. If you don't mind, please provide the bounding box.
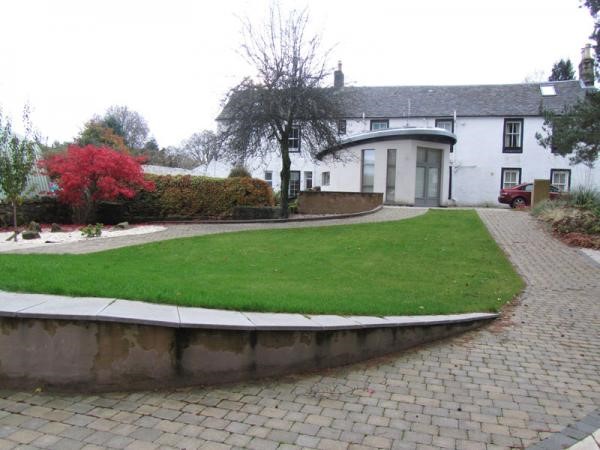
[317,127,457,160]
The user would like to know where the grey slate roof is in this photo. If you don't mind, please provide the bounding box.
[339,80,588,118]
[216,80,590,120]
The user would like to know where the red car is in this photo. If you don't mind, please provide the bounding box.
[498,183,562,208]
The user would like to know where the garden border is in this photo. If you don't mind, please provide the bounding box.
[152,204,384,225]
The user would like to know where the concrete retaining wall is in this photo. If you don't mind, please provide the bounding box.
[298,191,383,215]
[0,315,494,391]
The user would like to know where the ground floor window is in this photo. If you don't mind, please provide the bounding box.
[361,149,375,192]
[385,149,396,202]
[321,171,330,186]
[289,171,301,198]
[304,171,313,190]
[550,169,571,192]
[501,167,522,189]
[264,171,273,187]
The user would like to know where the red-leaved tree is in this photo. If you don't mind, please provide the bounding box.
[40,144,155,223]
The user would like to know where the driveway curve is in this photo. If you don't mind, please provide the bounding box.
[0,208,598,450]
[9,206,427,254]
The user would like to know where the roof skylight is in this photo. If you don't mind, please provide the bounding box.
[540,85,557,96]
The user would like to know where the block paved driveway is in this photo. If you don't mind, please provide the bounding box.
[0,209,599,450]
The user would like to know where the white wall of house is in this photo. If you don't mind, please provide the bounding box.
[243,151,322,193]
[449,116,598,205]
[239,114,600,205]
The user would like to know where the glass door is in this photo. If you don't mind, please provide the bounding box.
[415,148,441,206]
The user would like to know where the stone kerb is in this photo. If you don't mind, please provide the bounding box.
[0,292,497,390]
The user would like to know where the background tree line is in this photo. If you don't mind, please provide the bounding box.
[41,105,221,170]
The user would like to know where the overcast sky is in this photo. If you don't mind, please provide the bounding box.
[0,0,594,147]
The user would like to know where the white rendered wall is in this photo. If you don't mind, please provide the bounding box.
[243,151,322,192]
[449,116,599,205]
[239,116,600,205]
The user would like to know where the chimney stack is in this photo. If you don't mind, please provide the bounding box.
[334,61,344,88]
[579,44,595,87]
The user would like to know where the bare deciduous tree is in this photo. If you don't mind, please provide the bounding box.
[218,5,343,217]
[104,105,150,149]
[182,130,220,168]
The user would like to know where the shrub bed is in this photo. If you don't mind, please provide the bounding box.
[532,186,600,249]
[2,175,274,226]
[99,174,274,223]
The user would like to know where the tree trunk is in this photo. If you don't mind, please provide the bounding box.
[11,201,18,242]
[73,202,97,224]
[280,145,291,218]
[74,189,97,224]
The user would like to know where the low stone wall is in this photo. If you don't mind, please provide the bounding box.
[298,191,383,215]
[0,314,494,391]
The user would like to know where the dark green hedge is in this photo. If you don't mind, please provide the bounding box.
[98,174,274,223]
[0,198,71,227]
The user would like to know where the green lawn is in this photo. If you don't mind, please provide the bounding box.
[0,210,523,316]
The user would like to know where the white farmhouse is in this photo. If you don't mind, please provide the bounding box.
[219,46,598,207]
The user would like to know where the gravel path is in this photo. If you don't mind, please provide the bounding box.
[0,208,598,450]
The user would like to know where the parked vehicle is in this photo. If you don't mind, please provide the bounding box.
[498,183,562,208]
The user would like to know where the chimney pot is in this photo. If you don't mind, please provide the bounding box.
[334,60,344,88]
[579,44,595,87]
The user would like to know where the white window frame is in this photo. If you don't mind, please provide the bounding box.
[304,171,313,190]
[321,171,330,186]
[264,171,273,187]
[370,119,389,131]
[289,170,301,198]
[501,168,521,189]
[288,126,300,152]
[550,169,570,192]
[435,118,454,133]
[503,119,523,152]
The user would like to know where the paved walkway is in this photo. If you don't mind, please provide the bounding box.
[8,207,427,254]
[0,209,599,450]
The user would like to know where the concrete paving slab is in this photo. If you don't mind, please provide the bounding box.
[384,312,498,326]
[178,306,254,330]
[306,315,363,329]
[346,315,395,328]
[581,248,600,266]
[0,292,54,316]
[15,297,115,320]
[96,299,180,327]
[569,436,600,450]
[243,312,322,330]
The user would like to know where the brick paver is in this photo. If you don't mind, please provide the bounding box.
[1,208,599,449]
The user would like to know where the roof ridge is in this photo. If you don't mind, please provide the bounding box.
[343,80,583,89]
